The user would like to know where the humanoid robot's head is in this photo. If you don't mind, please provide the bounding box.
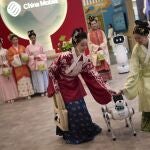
[113,35,124,44]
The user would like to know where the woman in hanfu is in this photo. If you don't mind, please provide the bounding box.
[107,24,114,48]
[0,37,18,103]
[87,16,112,82]
[26,30,48,96]
[120,20,150,132]
[47,28,116,144]
[7,34,34,99]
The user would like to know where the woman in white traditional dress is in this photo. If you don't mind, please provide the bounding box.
[107,24,114,47]
[0,37,18,103]
[26,30,48,96]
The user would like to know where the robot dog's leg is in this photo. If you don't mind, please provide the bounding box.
[105,114,116,141]
[128,109,136,136]
[125,118,129,127]
[101,107,110,131]
[129,116,137,136]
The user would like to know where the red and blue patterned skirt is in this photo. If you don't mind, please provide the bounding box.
[56,98,101,144]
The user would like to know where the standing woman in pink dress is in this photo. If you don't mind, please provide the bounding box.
[0,37,18,103]
[26,30,48,96]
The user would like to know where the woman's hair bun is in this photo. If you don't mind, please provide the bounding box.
[135,20,149,28]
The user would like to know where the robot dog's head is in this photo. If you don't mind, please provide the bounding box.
[113,35,124,44]
[115,100,125,111]
[113,95,125,111]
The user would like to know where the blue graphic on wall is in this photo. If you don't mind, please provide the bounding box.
[112,0,123,7]
[102,1,128,36]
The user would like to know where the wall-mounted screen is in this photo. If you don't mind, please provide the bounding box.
[113,12,127,32]
[112,0,123,7]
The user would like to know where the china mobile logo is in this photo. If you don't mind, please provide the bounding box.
[7,1,21,17]
[7,0,58,17]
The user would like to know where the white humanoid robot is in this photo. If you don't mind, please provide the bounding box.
[112,34,129,74]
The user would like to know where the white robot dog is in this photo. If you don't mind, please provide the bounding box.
[113,35,129,74]
[101,94,136,141]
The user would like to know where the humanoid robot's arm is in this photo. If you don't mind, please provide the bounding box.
[125,48,128,54]
[143,0,146,14]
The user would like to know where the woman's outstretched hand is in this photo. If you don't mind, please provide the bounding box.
[109,90,117,96]
[118,90,124,95]
[109,90,124,96]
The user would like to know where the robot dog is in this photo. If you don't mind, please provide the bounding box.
[101,94,136,141]
[113,35,129,74]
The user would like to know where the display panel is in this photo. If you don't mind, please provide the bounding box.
[112,0,123,7]
[113,12,127,32]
